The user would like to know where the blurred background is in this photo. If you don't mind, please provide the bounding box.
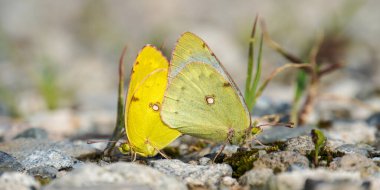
[0,0,379,140]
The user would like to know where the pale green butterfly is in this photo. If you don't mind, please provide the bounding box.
[161,32,252,145]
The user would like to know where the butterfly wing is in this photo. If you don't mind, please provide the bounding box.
[126,46,181,157]
[161,62,251,144]
[170,32,250,120]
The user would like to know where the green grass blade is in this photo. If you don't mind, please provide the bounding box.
[104,46,127,157]
[247,33,263,111]
[245,16,258,103]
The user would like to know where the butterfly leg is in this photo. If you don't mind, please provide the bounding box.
[153,146,171,159]
[212,129,234,163]
[132,152,137,162]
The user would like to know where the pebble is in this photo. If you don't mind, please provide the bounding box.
[13,127,48,139]
[0,151,24,173]
[267,169,378,190]
[366,112,380,126]
[150,159,232,190]
[26,166,58,180]
[329,153,380,176]
[257,125,315,144]
[21,149,76,171]
[335,144,373,157]
[325,121,376,144]
[253,151,310,172]
[239,168,274,189]
[284,135,314,156]
[44,162,186,190]
[0,138,100,161]
[0,172,40,190]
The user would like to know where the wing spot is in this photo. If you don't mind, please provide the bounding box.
[149,102,160,111]
[202,43,206,48]
[205,95,215,105]
[135,61,139,65]
[181,86,186,90]
[223,82,231,87]
[131,96,139,101]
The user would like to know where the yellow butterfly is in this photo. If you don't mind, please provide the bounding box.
[161,32,252,145]
[121,45,181,157]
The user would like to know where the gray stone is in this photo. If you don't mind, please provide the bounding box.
[211,145,239,157]
[239,168,273,189]
[367,112,380,126]
[0,151,24,173]
[150,159,232,190]
[335,144,373,157]
[0,172,40,190]
[324,121,376,144]
[22,149,76,170]
[198,157,211,165]
[27,166,58,180]
[267,169,368,190]
[330,153,380,176]
[45,162,186,190]
[14,127,48,140]
[284,135,314,156]
[253,151,310,172]
[256,125,315,144]
[0,138,100,163]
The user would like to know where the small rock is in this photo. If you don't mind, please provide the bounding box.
[0,138,100,161]
[27,166,58,180]
[325,121,376,144]
[284,135,314,156]
[329,153,379,176]
[253,151,310,172]
[220,176,240,189]
[268,169,362,190]
[0,151,24,173]
[199,157,211,165]
[257,125,315,144]
[150,159,232,190]
[13,127,48,140]
[325,139,346,152]
[211,145,239,157]
[335,144,373,157]
[239,168,273,189]
[0,172,40,190]
[22,149,76,170]
[45,162,186,190]
[367,112,380,126]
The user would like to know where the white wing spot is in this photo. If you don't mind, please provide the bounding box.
[149,102,160,111]
[205,96,215,105]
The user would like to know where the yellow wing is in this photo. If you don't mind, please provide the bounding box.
[161,62,251,145]
[125,46,181,157]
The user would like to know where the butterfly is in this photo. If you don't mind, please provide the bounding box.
[120,45,181,157]
[161,32,252,145]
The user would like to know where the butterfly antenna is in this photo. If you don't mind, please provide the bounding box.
[87,139,119,144]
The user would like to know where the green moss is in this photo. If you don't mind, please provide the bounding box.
[224,150,259,178]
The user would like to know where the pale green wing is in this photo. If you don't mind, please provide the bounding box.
[170,32,250,120]
[161,62,251,144]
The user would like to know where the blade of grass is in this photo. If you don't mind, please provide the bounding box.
[245,16,259,103]
[104,46,127,157]
[247,33,263,110]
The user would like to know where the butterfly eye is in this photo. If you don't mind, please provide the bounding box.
[205,95,215,105]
